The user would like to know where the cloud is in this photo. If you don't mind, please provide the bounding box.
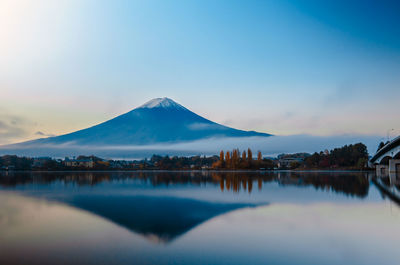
[187,123,217,130]
[0,134,381,159]
[35,131,55,137]
[0,121,7,129]
[0,119,27,136]
[0,112,35,145]
[0,122,29,144]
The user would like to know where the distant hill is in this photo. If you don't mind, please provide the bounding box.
[16,97,271,147]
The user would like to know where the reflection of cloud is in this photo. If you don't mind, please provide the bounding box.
[196,202,400,263]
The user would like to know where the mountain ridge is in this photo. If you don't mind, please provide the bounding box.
[7,97,272,147]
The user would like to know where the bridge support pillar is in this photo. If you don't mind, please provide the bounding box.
[376,165,389,177]
[389,159,400,179]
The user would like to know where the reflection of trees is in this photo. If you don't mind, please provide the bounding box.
[211,172,270,193]
[0,171,220,188]
[0,171,369,197]
[276,172,370,198]
[0,171,111,187]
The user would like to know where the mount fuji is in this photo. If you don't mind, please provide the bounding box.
[14,97,271,147]
[0,98,381,158]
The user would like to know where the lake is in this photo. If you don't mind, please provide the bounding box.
[0,171,399,265]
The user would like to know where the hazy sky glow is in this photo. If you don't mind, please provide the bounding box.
[1,0,400,144]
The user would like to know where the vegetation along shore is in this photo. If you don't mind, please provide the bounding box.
[0,143,370,172]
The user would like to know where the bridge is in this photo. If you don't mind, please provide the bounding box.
[370,135,400,178]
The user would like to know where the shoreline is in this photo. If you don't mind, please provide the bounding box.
[0,169,373,173]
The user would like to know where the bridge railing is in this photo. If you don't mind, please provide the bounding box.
[371,135,400,163]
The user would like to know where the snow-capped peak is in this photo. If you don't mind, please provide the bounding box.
[138,97,186,110]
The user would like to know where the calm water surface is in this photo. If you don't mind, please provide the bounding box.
[0,171,399,265]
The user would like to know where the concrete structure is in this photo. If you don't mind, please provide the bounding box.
[389,159,400,178]
[370,135,400,179]
[375,164,389,177]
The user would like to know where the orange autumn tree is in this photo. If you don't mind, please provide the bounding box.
[241,151,247,168]
[212,150,225,169]
[232,149,239,169]
[257,151,262,162]
[247,148,253,166]
[213,149,274,170]
[225,151,231,168]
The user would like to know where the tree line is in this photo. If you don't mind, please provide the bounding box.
[303,143,368,169]
[0,143,370,171]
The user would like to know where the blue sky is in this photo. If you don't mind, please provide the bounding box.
[1,0,400,144]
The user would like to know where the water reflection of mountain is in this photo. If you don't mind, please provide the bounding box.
[65,195,259,243]
[0,172,263,243]
[0,171,372,243]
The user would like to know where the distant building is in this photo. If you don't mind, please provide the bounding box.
[109,161,123,169]
[1,165,15,171]
[63,157,94,168]
[277,157,304,168]
[32,157,52,168]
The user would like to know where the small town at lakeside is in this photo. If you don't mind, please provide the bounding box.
[0,142,369,171]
